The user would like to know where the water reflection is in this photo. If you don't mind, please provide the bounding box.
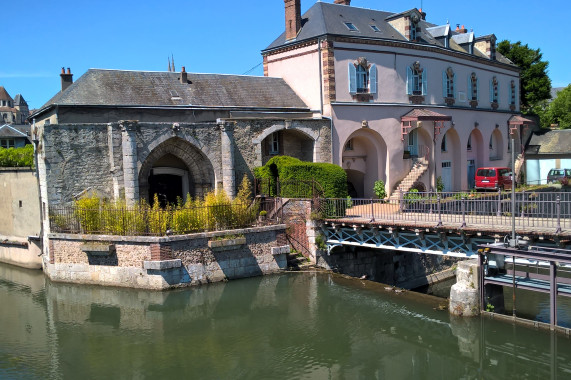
[1,263,570,379]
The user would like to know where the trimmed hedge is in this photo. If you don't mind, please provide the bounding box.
[255,156,347,198]
[0,145,34,168]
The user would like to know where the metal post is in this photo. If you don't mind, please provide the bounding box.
[479,252,485,312]
[436,194,442,227]
[370,198,375,223]
[497,188,501,217]
[556,196,561,234]
[399,189,404,212]
[550,261,557,328]
[512,254,516,317]
[511,136,516,243]
[461,196,466,228]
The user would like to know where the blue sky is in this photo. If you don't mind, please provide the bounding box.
[2,0,569,110]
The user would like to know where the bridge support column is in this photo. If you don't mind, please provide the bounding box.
[449,259,480,316]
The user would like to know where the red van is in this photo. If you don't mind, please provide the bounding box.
[475,167,512,191]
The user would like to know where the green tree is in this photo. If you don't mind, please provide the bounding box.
[497,40,551,114]
[546,85,571,129]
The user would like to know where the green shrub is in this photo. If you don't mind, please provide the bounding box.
[254,156,347,198]
[436,176,444,193]
[373,180,387,199]
[0,145,34,167]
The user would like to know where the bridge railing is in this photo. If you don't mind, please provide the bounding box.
[322,191,571,231]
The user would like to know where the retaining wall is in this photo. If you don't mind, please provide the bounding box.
[44,225,288,290]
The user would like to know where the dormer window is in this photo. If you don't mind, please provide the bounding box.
[406,61,426,101]
[468,73,479,108]
[489,76,499,109]
[409,13,420,41]
[348,57,377,99]
[442,67,456,105]
[344,22,358,31]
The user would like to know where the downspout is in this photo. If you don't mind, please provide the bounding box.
[31,118,44,257]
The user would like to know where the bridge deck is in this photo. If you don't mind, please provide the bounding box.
[325,203,571,238]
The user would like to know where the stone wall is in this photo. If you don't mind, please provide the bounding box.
[44,225,288,290]
[39,118,331,206]
[317,247,459,287]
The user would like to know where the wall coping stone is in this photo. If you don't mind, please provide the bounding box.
[81,243,115,256]
[208,237,247,251]
[271,246,291,255]
[49,224,287,243]
[143,259,182,270]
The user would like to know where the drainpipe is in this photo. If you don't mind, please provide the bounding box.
[32,118,45,258]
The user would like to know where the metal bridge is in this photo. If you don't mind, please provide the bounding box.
[321,191,571,257]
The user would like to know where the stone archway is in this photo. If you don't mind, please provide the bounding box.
[342,129,387,198]
[489,128,504,161]
[261,129,315,165]
[440,128,461,191]
[467,129,484,189]
[139,137,215,203]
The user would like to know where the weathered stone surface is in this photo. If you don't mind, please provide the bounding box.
[271,245,290,255]
[143,259,182,270]
[449,259,480,317]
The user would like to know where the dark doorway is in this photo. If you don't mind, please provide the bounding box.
[149,174,183,207]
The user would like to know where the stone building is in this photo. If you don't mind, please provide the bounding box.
[31,67,331,209]
[0,86,29,125]
[264,0,529,196]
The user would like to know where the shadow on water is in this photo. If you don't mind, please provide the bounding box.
[0,262,570,379]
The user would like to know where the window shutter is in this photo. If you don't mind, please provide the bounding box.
[476,78,479,101]
[349,63,357,94]
[369,64,377,94]
[453,73,457,99]
[489,79,493,103]
[422,68,428,96]
[406,66,413,95]
[514,84,518,106]
[496,81,500,104]
[468,75,472,99]
[442,71,447,98]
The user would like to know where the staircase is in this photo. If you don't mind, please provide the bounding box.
[389,158,429,201]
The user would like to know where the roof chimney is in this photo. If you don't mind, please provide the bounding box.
[60,67,73,92]
[334,0,351,5]
[419,8,426,20]
[284,0,301,41]
[180,66,188,84]
[457,25,467,34]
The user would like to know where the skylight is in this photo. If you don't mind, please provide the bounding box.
[344,22,358,31]
[370,24,381,32]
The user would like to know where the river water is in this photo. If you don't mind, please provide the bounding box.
[1,262,570,379]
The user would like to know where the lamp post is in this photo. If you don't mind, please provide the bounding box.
[511,131,516,317]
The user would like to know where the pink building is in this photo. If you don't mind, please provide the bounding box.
[264,0,524,197]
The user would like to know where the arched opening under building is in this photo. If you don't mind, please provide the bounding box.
[439,128,461,191]
[261,129,314,165]
[342,129,387,198]
[139,138,215,206]
[467,128,484,189]
[489,128,504,161]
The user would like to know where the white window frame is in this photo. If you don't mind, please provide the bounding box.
[269,132,279,155]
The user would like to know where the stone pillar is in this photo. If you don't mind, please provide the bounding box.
[449,259,480,316]
[218,120,236,198]
[120,120,139,205]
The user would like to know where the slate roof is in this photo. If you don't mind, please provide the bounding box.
[13,94,27,106]
[0,87,13,102]
[526,130,571,155]
[264,2,514,65]
[0,124,30,139]
[40,69,309,110]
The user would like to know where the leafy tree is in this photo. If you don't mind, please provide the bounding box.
[497,40,551,114]
[546,85,571,129]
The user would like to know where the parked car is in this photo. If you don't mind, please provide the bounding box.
[547,168,571,184]
[475,167,512,191]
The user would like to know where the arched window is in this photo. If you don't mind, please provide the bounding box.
[442,67,456,101]
[348,57,377,95]
[407,61,427,96]
[490,76,499,104]
[468,73,479,101]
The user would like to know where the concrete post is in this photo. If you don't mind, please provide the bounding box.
[120,120,139,205]
[218,119,236,198]
[449,259,480,316]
